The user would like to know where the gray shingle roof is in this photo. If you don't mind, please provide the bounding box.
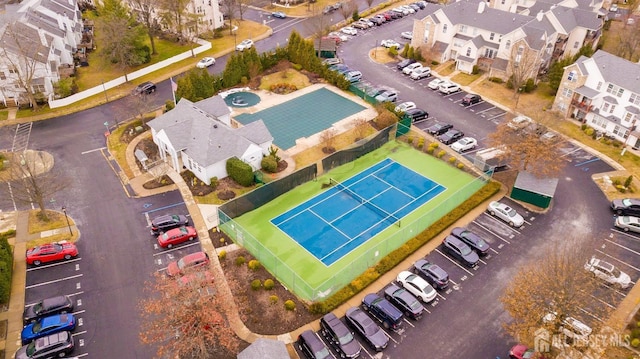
[626,106,640,115]
[194,95,231,118]
[551,5,601,32]
[148,98,271,167]
[0,21,50,63]
[514,171,559,196]
[603,95,618,104]
[440,0,533,35]
[586,50,640,93]
[522,26,546,50]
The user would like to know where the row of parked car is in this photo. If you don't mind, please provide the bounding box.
[297,221,501,358]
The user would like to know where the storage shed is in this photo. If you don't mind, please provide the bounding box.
[510,171,559,209]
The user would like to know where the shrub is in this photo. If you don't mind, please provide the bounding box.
[426,147,435,154]
[585,128,594,136]
[388,46,398,57]
[448,157,456,164]
[248,259,261,271]
[407,136,414,144]
[429,142,439,149]
[235,256,246,266]
[251,279,262,290]
[0,232,13,304]
[264,278,275,290]
[632,338,640,348]
[269,295,279,304]
[218,250,227,260]
[261,156,278,173]
[457,163,464,169]
[437,150,446,158]
[226,157,254,186]
[284,300,296,311]
[488,77,504,84]
[431,60,439,66]
[164,100,175,112]
[632,328,640,338]
[417,138,425,149]
[291,63,302,71]
[523,78,536,93]
[580,124,587,131]
[472,65,479,75]
[625,176,633,188]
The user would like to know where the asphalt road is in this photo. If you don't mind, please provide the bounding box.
[4,5,638,358]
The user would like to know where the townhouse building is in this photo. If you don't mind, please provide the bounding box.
[552,50,640,148]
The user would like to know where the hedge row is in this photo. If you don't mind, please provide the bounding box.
[226,157,254,187]
[0,230,15,305]
[309,181,501,314]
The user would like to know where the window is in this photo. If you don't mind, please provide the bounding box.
[591,116,606,128]
[515,46,524,63]
[631,93,640,105]
[573,41,579,49]
[613,126,628,138]
[557,102,566,111]
[460,25,467,33]
[567,71,577,82]
[501,0,505,4]
[490,32,495,41]
[596,81,602,90]
[32,84,45,93]
[443,24,447,33]
[466,47,471,56]
[0,72,4,80]
[8,67,17,74]
[607,84,625,97]
[562,87,573,98]
[603,103,610,112]
[624,112,634,122]
[610,104,616,113]
[505,40,511,50]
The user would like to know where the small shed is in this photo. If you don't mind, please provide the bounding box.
[510,171,559,209]
[237,338,290,359]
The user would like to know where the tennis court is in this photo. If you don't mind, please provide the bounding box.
[234,87,366,149]
[271,159,445,265]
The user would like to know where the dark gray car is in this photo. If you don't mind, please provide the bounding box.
[451,227,490,256]
[24,296,73,324]
[345,307,389,351]
[413,259,449,290]
[320,313,361,358]
[384,283,425,320]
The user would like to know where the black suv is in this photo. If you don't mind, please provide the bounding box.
[24,296,74,324]
[320,313,361,358]
[150,214,189,235]
[611,198,640,216]
[362,293,404,330]
[297,330,331,359]
[427,122,453,136]
[132,81,157,95]
[396,58,416,70]
[405,108,429,122]
[383,283,424,320]
[15,331,74,359]
[412,259,449,290]
[438,129,464,145]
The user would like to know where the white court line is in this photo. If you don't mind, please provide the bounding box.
[27,258,81,271]
[152,241,201,256]
[434,249,475,276]
[603,238,640,256]
[81,147,106,155]
[26,274,83,289]
[594,249,640,273]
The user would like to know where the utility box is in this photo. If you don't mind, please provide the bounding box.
[511,171,559,209]
[473,147,507,173]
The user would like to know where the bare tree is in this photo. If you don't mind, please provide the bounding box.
[352,118,370,141]
[1,151,69,221]
[320,128,338,153]
[508,40,540,109]
[220,0,240,35]
[127,0,159,55]
[339,0,357,21]
[305,10,333,57]
[236,0,252,20]
[487,119,565,178]
[616,19,640,61]
[501,236,619,357]
[0,21,50,110]
[364,0,374,9]
[157,0,192,41]
[139,270,240,358]
[118,93,158,125]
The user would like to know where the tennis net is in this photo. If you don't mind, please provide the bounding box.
[330,178,401,227]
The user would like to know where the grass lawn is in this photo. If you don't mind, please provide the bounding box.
[0,110,7,121]
[435,61,456,76]
[26,209,78,248]
[600,21,640,63]
[451,72,481,86]
[107,123,141,180]
[259,69,312,91]
[369,48,397,64]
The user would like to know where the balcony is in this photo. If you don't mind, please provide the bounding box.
[571,99,593,112]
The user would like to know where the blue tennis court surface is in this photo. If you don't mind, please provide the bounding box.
[271,159,446,265]
[234,88,366,149]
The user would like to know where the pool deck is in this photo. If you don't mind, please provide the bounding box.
[229,84,377,156]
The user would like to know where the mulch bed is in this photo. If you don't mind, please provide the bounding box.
[220,248,322,335]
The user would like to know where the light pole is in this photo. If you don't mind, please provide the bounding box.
[101,80,108,103]
[61,206,72,236]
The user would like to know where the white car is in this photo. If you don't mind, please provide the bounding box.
[381,39,401,49]
[236,39,254,51]
[410,67,431,80]
[450,137,477,153]
[395,101,416,112]
[507,115,532,129]
[543,312,592,342]
[402,62,422,75]
[196,57,216,68]
[427,78,446,90]
[400,5,415,13]
[401,31,413,40]
[396,271,437,303]
[328,32,349,42]
[585,257,632,288]
[487,201,524,227]
[438,81,460,94]
[341,26,358,36]
[615,215,640,233]
[375,90,398,103]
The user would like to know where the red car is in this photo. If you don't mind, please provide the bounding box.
[157,226,197,249]
[178,270,215,287]
[26,241,78,266]
[166,251,210,277]
[509,344,535,359]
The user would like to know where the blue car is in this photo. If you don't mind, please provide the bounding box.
[272,11,287,19]
[21,313,76,345]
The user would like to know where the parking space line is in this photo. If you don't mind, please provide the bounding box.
[152,241,201,256]
[472,221,512,244]
[475,106,494,115]
[449,279,458,286]
[434,249,475,276]
[26,258,82,271]
[385,330,400,345]
[603,238,640,256]
[489,248,500,254]
[72,330,87,337]
[26,274,83,289]
[484,112,506,121]
[481,214,522,235]
[436,292,447,301]
[478,258,487,265]
[72,310,86,316]
[145,202,188,214]
[359,343,373,358]
[403,318,416,327]
[594,249,640,273]
[611,228,640,240]
[589,294,616,309]
[578,307,603,322]
[560,147,582,158]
